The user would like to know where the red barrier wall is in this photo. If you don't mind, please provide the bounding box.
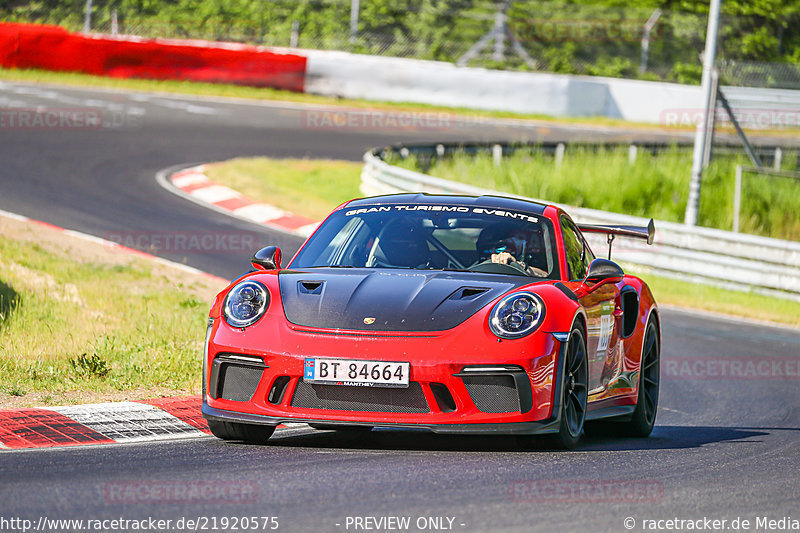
[0,23,306,92]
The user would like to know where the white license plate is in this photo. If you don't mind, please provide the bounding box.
[303,358,410,388]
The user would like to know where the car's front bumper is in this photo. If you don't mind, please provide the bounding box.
[202,315,567,435]
[202,401,563,435]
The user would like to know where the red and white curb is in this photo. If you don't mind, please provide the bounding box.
[0,397,208,449]
[164,165,319,238]
[0,396,309,450]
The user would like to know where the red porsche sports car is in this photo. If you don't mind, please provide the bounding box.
[202,193,660,449]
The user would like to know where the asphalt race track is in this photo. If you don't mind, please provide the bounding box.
[0,80,703,279]
[1,81,799,532]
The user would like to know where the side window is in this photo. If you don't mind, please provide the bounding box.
[561,216,591,281]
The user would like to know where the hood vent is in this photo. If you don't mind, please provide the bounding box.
[451,287,489,300]
[299,280,324,295]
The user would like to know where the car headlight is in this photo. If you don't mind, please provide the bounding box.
[489,292,545,339]
[223,280,269,328]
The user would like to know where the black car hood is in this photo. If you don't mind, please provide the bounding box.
[278,268,532,332]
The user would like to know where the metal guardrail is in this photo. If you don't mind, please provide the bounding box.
[361,143,800,302]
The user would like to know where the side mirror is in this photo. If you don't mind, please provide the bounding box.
[251,246,282,271]
[582,258,624,287]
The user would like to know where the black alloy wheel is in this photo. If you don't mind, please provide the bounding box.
[551,324,588,449]
[623,318,660,437]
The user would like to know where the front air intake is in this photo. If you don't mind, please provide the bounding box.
[268,376,291,404]
[291,381,430,413]
[210,354,267,402]
[430,382,457,413]
[456,366,533,414]
[461,375,521,413]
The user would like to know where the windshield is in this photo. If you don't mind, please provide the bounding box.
[290,204,560,279]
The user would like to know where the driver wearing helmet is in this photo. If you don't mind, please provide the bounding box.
[476,223,548,278]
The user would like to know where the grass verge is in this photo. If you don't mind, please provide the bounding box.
[0,215,225,408]
[207,156,800,327]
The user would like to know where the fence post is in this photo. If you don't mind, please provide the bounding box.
[685,0,722,226]
[492,144,503,167]
[733,165,742,233]
[639,8,662,74]
[774,147,782,170]
[628,144,638,165]
[349,0,360,44]
[555,143,565,169]
[290,21,299,48]
[83,0,93,33]
[702,70,719,168]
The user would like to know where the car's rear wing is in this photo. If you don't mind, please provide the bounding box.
[578,218,655,260]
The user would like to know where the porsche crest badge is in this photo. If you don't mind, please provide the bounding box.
[363,317,376,325]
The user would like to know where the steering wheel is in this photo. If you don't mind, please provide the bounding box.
[467,260,531,276]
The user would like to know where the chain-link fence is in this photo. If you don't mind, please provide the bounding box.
[4,0,799,88]
[717,60,800,90]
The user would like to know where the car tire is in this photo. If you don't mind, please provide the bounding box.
[549,323,589,450]
[208,420,276,444]
[621,317,660,437]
